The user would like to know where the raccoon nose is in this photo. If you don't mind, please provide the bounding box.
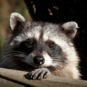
[34,56,45,65]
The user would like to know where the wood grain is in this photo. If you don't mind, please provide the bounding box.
[0,68,87,87]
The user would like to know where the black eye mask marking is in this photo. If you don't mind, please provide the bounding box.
[45,40,62,58]
[13,38,37,54]
[25,39,34,48]
[46,40,55,49]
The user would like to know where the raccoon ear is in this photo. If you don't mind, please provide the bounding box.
[10,12,25,30]
[61,22,79,39]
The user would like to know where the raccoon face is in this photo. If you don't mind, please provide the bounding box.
[5,13,78,69]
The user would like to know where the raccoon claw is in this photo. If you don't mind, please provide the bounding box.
[29,68,51,80]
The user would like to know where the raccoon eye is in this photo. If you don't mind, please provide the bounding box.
[25,40,33,48]
[49,42,55,49]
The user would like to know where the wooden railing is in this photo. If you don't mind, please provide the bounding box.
[0,68,87,87]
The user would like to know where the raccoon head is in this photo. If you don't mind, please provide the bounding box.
[4,12,78,69]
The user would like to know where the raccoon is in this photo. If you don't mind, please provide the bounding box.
[0,12,81,80]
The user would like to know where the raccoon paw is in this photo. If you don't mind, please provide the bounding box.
[29,68,51,80]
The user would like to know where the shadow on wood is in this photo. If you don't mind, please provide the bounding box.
[0,68,87,87]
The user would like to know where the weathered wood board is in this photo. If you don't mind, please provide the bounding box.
[0,68,87,87]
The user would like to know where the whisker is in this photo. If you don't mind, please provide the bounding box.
[4,51,27,55]
[2,53,26,60]
[0,55,36,68]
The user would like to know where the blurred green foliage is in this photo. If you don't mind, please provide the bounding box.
[0,0,32,58]
[0,37,5,58]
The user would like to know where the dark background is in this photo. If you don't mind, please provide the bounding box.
[24,0,87,80]
[0,0,87,80]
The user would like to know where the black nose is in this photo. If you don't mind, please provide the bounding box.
[34,56,45,65]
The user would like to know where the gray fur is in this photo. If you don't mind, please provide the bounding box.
[0,12,81,79]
